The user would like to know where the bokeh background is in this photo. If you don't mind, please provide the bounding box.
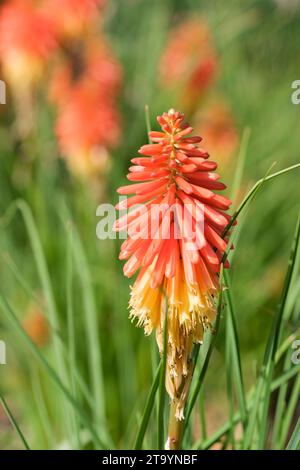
[0,0,299,449]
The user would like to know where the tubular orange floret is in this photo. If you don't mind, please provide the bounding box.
[115,109,233,419]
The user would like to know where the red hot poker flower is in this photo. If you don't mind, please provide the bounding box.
[42,0,106,40]
[159,18,218,112]
[114,109,233,419]
[0,0,57,89]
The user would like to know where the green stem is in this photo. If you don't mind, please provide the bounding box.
[166,402,183,450]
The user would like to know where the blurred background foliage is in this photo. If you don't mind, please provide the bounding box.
[0,0,299,449]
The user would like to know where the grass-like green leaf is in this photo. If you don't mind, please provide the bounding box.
[286,417,300,450]
[193,361,300,450]
[67,220,107,432]
[157,297,168,450]
[184,266,224,431]
[223,163,300,238]
[134,361,162,450]
[0,292,107,449]
[243,213,300,449]
[224,271,248,432]
[66,226,81,449]
[0,392,31,450]
[278,373,300,448]
[1,199,75,440]
[230,127,251,206]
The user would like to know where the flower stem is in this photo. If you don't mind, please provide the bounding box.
[166,402,183,450]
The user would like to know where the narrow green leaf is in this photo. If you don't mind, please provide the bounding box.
[286,417,300,450]
[257,213,300,448]
[0,393,30,450]
[223,163,300,238]
[225,312,236,449]
[243,214,300,449]
[157,297,168,450]
[30,367,53,448]
[3,200,74,438]
[134,361,162,450]
[224,271,248,431]
[193,358,300,449]
[0,292,107,449]
[144,104,152,143]
[65,215,107,434]
[184,267,224,428]
[278,373,300,448]
[230,127,251,206]
[199,387,207,442]
[66,226,81,449]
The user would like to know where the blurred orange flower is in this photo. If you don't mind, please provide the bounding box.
[49,37,122,106]
[51,37,122,178]
[0,0,57,89]
[159,18,218,112]
[55,84,120,177]
[23,308,50,348]
[42,0,106,40]
[193,101,239,167]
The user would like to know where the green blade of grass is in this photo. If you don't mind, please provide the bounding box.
[272,346,296,448]
[0,392,31,450]
[257,213,300,448]
[134,361,162,450]
[286,417,300,450]
[193,322,300,449]
[1,199,75,439]
[66,225,81,449]
[30,367,53,448]
[0,291,108,449]
[223,163,300,238]
[271,364,300,391]
[1,206,93,426]
[278,373,300,448]
[272,274,300,447]
[184,267,224,429]
[243,213,300,449]
[225,312,236,449]
[199,387,207,442]
[230,127,251,206]
[224,271,248,431]
[63,214,107,434]
[157,297,168,450]
[1,252,42,308]
[192,358,300,449]
[144,104,152,143]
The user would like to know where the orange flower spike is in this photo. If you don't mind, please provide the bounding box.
[159,18,218,112]
[193,101,239,167]
[23,308,50,348]
[0,0,57,89]
[114,109,233,421]
[55,85,120,178]
[42,0,106,40]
